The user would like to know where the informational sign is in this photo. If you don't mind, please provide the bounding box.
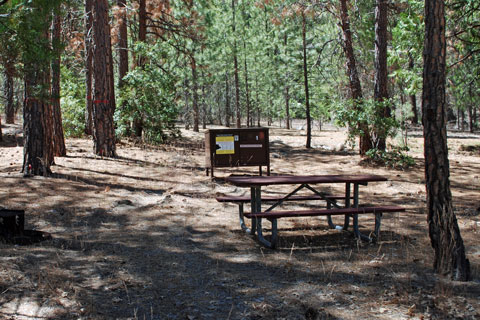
[215,135,235,154]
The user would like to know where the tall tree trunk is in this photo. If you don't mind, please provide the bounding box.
[84,0,94,135]
[201,72,207,129]
[117,0,128,87]
[225,72,231,127]
[23,8,53,176]
[243,41,251,128]
[51,12,66,157]
[232,0,241,128]
[44,69,54,166]
[474,107,477,130]
[255,68,260,127]
[92,0,116,157]
[191,54,199,132]
[284,33,290,130]
[422,0,470,281]
[133,0,146,137]
[23,90,52,176]
[4,68,15,124]
[468,105,473,133]
[339,0,371,155]
[374,0,390,150]
[409,55,419,124]
[302,13,312,148]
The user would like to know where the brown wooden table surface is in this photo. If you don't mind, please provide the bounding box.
[226,174,388,187]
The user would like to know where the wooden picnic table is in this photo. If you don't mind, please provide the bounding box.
[223,174,404,248]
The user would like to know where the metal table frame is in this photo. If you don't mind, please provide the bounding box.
[227,175,386,248]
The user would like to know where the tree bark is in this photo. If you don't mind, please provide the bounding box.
[23,14,53,176]
[201,70,207,129]
[232,0,241,128]
[284,33,290,130]
[4,68,15,124]
[133,0,146,137]
[302,13,311,149]
[84,0,94,135]
[409,55,419,124]
[191,53,199,132]
[117,0,128,88]
[225,72,231,127]
[468,105,473,133]
[51,12,66,157]
[92,0,116,157]
[374,0,390,150]
[243,41,251,128]
[422,0,470,281]
[339,0,371,155]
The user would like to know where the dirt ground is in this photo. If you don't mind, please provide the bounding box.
[1,117,479,320]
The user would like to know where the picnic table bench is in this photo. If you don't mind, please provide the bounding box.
[219,174,405,248]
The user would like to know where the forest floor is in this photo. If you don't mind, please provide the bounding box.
[0,118,480,320]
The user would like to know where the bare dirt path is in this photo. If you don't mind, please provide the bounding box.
[1,120,479,319]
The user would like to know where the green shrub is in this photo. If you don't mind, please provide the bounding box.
[60,65,85,138]
[365,146,415,169]
[117,43,179,144]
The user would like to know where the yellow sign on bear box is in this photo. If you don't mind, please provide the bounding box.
[215,135,235,154]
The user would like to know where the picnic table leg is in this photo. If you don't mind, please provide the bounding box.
[374,212,382,239]
[344,183,351,230]
[255,218,277,249]
[249,186,277,248]
[352,183,376,242]
[238,203,253,235]
[327,182,351,230]
[249,186,262,235]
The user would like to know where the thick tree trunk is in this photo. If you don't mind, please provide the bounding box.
[4,68,15,124]
[92,0,116,157]
[302,13,311,149]
[374,0,390,151]
[339,0,371,155]
[84,0,94,135]
[422,0,470,281]
[23,30,53,175]
[51,13,66,157]
[21,4,55,174]
[23,95,51,176]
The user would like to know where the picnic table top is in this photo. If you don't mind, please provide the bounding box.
[225,174,388,187]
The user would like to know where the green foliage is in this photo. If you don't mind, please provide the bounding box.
[60,65,85,138]
[117,43,179,144]
[335,98,399,148]
[364,146,415,169]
